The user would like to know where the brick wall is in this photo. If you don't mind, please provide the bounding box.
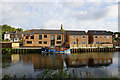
[23,34,63,47]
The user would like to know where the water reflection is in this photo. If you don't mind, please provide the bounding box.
[65,53,113,67]
[23,54,64,70]
[2,52,118,78]
[2,52,114,69]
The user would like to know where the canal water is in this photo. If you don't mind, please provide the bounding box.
[1,52,120,78]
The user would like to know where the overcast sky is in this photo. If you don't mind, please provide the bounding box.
[0,0,119,32]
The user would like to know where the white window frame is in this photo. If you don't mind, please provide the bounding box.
[72,35,75,38]
[82,41,86,44]
[96,41,100,44]
[107,36,110,39]
[72,41,76,45]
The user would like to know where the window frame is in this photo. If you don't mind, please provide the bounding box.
[72,35,75,38]
[107,36,110,39]
[39,41,42,44]
[82,41,86,44]
[56,41,61,44]
[57,35,61,40]
[39,35,42,39]
[27,41,32,44]
[44,41,47,44]
[72,41,76,45]
[95,36,97,38]
[44,35,47,38]
[16,34,18,37]
[96,41,100,44]
[104,36,106,38]
[82,35,86,38]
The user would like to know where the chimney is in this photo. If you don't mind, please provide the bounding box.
[15,30,17,33]
[61,24,63,30]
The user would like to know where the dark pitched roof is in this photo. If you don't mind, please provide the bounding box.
[88,30,112,35]
[25,29,63,34]
[5,31,24,34]
[66,30,87,35]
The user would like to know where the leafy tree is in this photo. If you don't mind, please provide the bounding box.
[0,24,23,41]
[16,28,23,31]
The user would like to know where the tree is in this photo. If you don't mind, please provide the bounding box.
[0,24,23,41]
[16,28,23,31]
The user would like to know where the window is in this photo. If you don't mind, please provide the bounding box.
[44,35,47,38]
[82,36,86,38]
[39,35,42,39]
[16,34,18,37]
[72,61,76,65]
[108,60,111,63]
[95,36,97,38]
[95,60,98,64]
[12,34,14,37]
[57,35,61,40]
[104,60,106,63]
[27,41,32,44]
[82,60,86,64]
[22,34,23,37]
[30,35,34,39]
[96,41,100,44]
[6,34,8,37]
[107,36,110,39]
[82,41,86,44]
[100,60,102,64]
[104,36,106,38]
[26,36,29,39]
[56,41,61,44]
[72,35,75,38]
[44,41,47,44]
[39,41,42,44]
[106,41,110,43]
[77,35,79,38]
[72,41,76,45]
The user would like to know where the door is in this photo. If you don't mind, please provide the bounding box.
[51,35,55,46]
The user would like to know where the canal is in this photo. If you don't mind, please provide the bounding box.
[1,52,120,78]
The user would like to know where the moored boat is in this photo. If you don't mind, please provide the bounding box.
[42,47,70,54]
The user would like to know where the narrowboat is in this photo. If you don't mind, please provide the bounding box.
[42,47,70,54]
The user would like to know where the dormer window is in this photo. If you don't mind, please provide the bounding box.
[82,36,86,38]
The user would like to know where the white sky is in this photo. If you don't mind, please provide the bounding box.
[0,0,119,32]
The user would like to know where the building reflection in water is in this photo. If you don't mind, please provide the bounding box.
[4,52,113,70]
[11,54,20,63]
[22,54,64,71]
[65,53,113,67]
